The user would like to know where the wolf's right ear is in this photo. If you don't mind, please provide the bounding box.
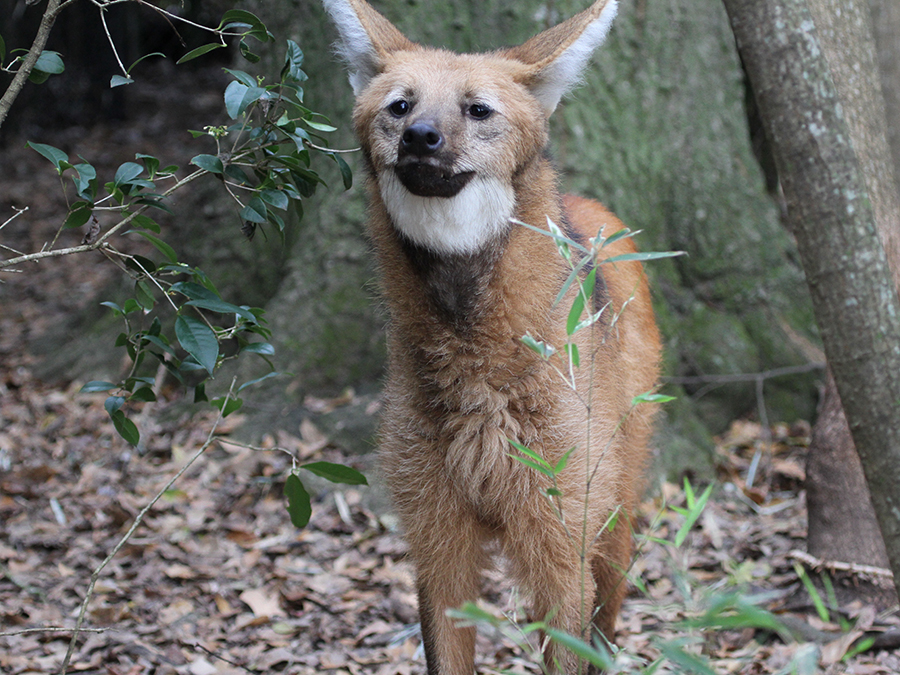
[322,0,417,94]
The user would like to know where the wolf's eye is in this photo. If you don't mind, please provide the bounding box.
[467,103,493,120]
[389,100,411,117]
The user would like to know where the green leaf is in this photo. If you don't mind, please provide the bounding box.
[224,81,248,119]
[0,34,5,64]
[175,315,218,375]
[72,163,96,199]
[130,230,178,263]
[334,154,353,190]
[131,386,157,402]
[656,641,716,675]
[303,118,337,132]
[552,254,592,308]
[544,629,614,670]
[212,395,243,417]
[177,43,224,64]
[134,280,156,310]
[565,342,579,368]
[105,395,125,415]
[240,342,274,355]
[794,563,831,622]
[32,50,64,76]
[301,461,368,486]
[171,281,220,302]
[141,334,176,356]
[80,380,117,393]
[126,51,165,74]
[131,213,160,233]
[285,473,312,528]
[125,254,156,275]
[566,287,586,336]
[194,382,208,403]
[446,602,504,627]
[282,40,307,83]
[122,298,142,314]
[520,333,555,360]
[114,162,144,187]
[223,68,257,87]
[259,188,289,210]
[239,39,260,63]
[553,447,574,474]
[237,371,280,392]
[510,454,555,478]
[135,154,160,179]
[240,196,268,223]
[674,482,713,547]
[190,154,224,174]
[110,74,134,88]
[185,298,256,322]
[220,9,272,42]
[111,410,140,446]
[63,204,92,229]
[602,250,685,264]
[101,301,123,315]
[599,227,633,248]
[508,439,554,477]
[632,392,676,405]
[26,141,68,172]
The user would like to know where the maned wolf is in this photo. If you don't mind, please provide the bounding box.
[322,0,661,672]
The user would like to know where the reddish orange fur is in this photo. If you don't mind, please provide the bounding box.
[323,1,660,672]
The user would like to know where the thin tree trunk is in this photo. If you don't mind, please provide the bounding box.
[722,0,900,597]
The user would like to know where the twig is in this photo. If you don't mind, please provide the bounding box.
[0,168,205,270]
[0,627,108,638]
[59,379,238,675]
[98,3,129,77]
[789,549,895,580]
[0,206,28,232]
[663,362,825,389]
[305,141,360,154]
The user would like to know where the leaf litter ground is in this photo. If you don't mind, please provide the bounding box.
[2,65,899,675]
[3,363,900,674]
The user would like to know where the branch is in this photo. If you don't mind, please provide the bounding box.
[0,168,205,271]
[0,0,64,130]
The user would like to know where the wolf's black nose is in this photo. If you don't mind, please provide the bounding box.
[400,122,443,156]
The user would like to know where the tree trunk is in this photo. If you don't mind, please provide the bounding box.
[801,0,900,605]
[723,0,900,598]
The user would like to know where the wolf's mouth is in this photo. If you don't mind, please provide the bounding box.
[394,161,475,198]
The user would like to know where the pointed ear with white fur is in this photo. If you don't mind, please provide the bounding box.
[322,0,417,94]
[504,0,618,115]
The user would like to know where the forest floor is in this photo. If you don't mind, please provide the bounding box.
[2,63,900,675]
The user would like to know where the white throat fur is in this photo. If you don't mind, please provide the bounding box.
[379,172,515,255]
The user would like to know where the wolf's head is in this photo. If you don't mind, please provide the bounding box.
[323,0,618,255]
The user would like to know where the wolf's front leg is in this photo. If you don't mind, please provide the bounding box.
[405,499,487,675]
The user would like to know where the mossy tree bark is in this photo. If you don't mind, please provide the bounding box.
[723,0,900,597]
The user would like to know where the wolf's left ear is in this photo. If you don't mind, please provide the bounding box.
[505,0,617,115]
[323,0,417,94]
